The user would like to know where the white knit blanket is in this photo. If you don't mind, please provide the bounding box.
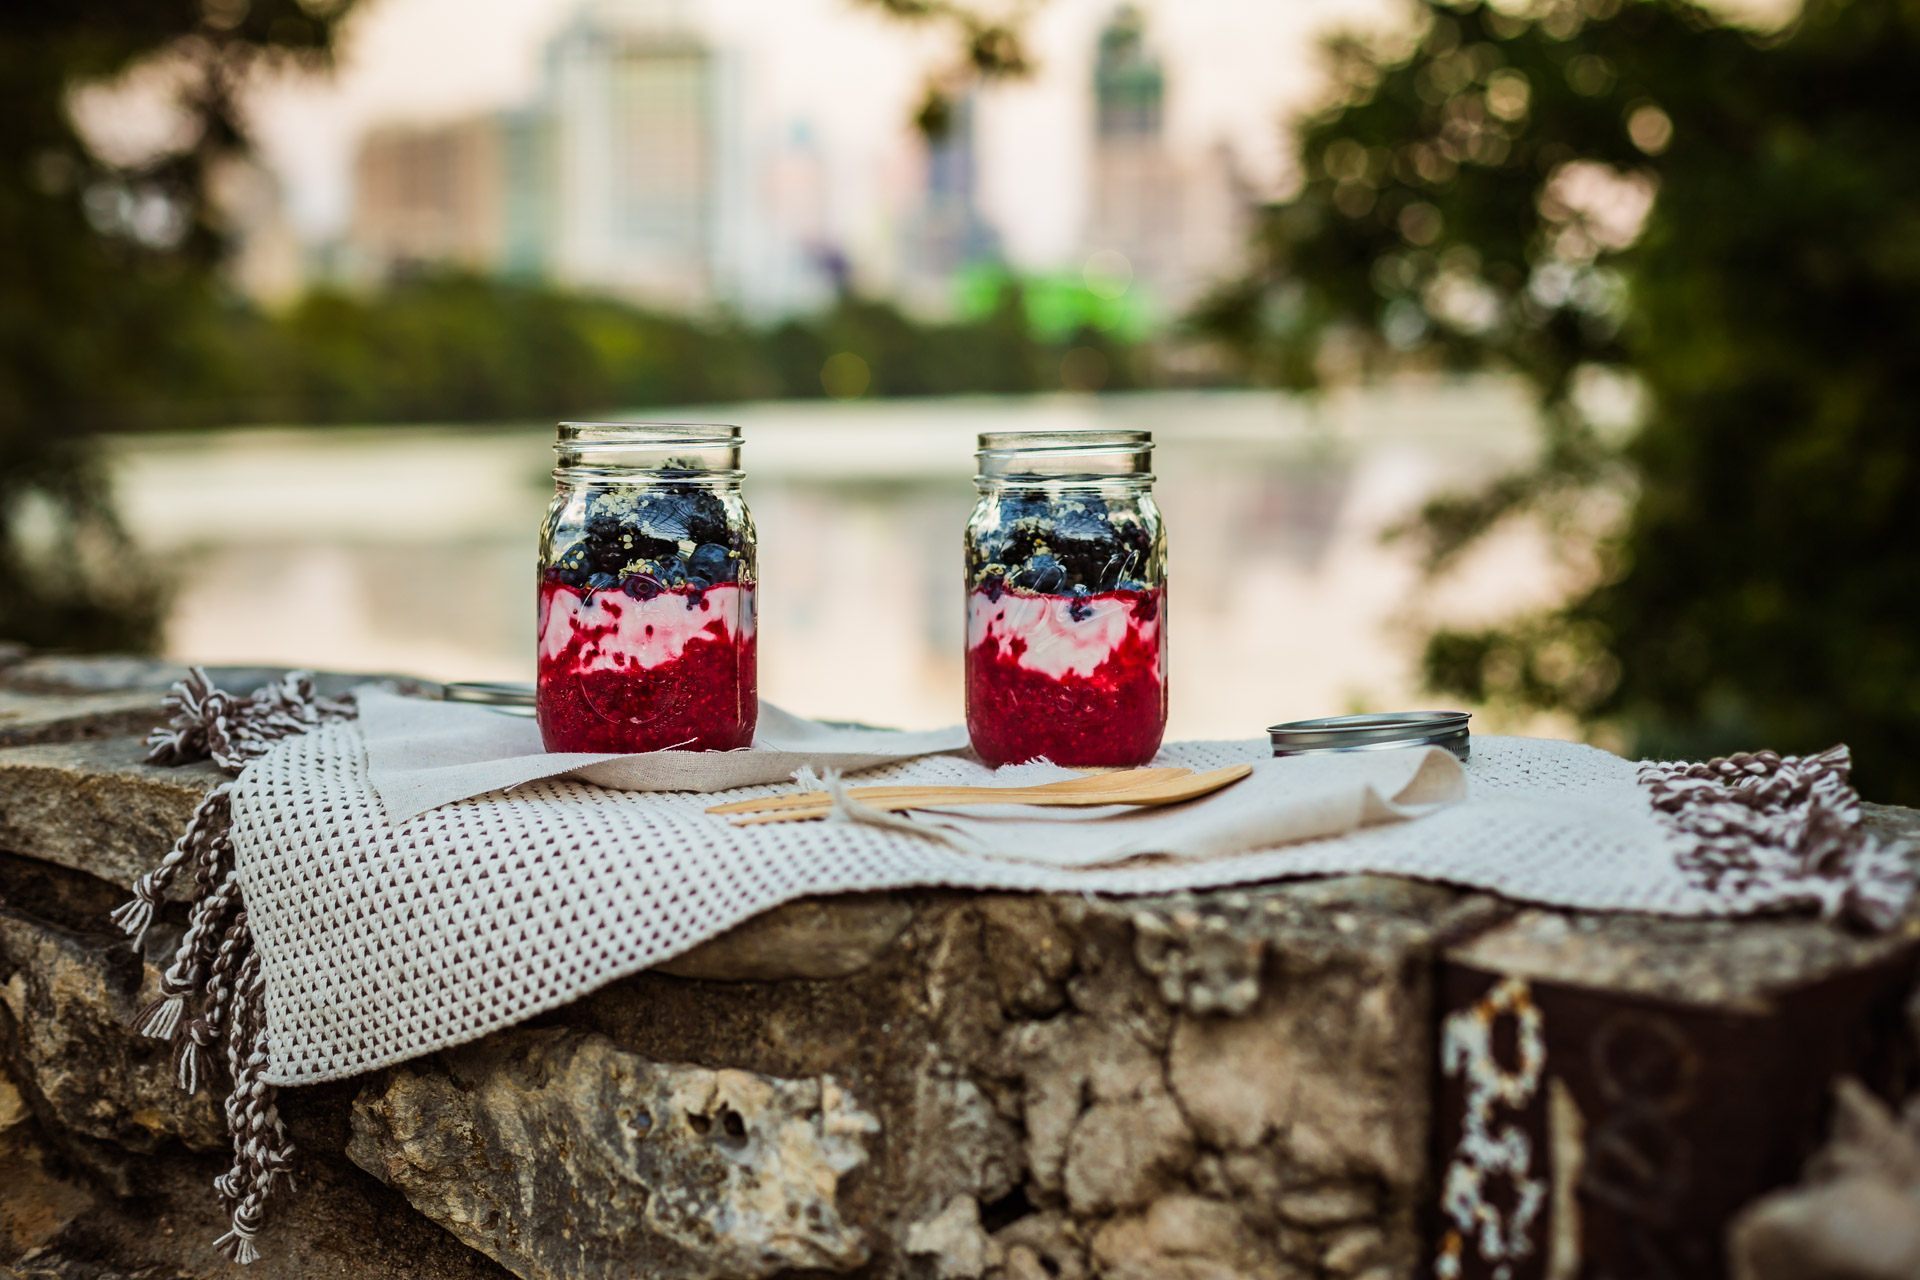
[228,692,1877,1088]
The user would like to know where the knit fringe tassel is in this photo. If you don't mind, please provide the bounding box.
[113,668,355,1263]
[1640,744,1915,931]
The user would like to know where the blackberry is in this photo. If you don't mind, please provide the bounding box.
[686,542,736,585]
[999,517,1049,566]
[549,543,592,587]
[635,490,730,547]
[1013,554,1068,594]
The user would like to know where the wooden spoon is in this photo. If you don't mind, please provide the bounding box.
[727,764,1253,826]
[706,767,1194,816]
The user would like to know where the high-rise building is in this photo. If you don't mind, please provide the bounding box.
[351,117,508,276]
[899,92,1002,315]
[346,0,753,311]
[541,0,743,308]
[1085,6,1250,316]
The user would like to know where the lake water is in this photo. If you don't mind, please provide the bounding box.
[107,382,1567,740]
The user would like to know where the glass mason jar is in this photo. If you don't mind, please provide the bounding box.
[964,430,1167,767]
[536,422,757,752]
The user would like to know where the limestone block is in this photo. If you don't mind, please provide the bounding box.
[980,896,1076,1017]
[991,1212,1088,1280]
[0,689,168,750]
[1089,1194,1309,1280]
[905,1195,1001,1279]
[1062,1091,1195,1216]
[656,894,914,981]
[1007,1010,1169,1202]
[0,1059,97,1258]
[0,740,219,891]
[0,908,225,1185]
[348,1027,881,1280]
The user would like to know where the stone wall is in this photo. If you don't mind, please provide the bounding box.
[0,656,1916,1280]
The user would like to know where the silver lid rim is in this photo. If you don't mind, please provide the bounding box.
[1268,710,1471,757]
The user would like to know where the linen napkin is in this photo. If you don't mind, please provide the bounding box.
[355,686,970,823]
[822,746,1468,867]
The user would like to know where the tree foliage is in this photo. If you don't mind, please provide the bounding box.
[1193,0,1920,802]
[0,3,356,652]
[156,273,1145,424]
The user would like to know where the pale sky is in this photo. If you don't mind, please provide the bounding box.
[244,0,1402,270]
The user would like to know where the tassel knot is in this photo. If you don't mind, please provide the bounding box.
[114,668,350,1263]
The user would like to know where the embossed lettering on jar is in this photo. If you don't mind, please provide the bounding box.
[536,422,757,752]
[964,430,1167,767]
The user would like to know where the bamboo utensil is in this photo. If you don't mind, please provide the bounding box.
[711,765,1252,826]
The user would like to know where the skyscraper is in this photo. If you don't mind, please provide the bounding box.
[347,0,752,311]
[900,91,1002,314]
[1084,6,1249,316]
[542,0,740,308]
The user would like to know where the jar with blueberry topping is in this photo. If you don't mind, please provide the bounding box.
[964,430,1167,767]
[536,422,756,752]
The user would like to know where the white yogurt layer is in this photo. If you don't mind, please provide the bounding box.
[539,584,754,673]
[966,590,1161,681]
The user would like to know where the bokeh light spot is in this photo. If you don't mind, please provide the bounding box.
[1082,249,1133,299]
[820,352,870,400]
[1628,103,1673,154]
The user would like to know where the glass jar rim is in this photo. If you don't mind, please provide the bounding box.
[554,420,743,481]
[976,429,1153,485]
[554,421,741,453]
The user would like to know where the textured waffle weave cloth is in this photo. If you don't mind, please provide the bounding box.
[232,689,1843,1088]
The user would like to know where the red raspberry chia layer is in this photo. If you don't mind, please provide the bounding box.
[965,586,1165,767]
[537,581,757,752]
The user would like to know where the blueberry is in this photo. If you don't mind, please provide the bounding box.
[1052,507,1111,544]
[999,493,1050,524]
[686,542,735,584]
[1117,577,1148,593]
[586,572,619,593]
[979,572,1006,602]
[1014,554,1068,594]
[622,572,663,600]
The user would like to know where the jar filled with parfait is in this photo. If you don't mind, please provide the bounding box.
[964,430,1167,767]
[536,422,756,753]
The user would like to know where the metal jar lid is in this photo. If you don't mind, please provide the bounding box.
[442,681,537,716]
[1268,711,1471,762]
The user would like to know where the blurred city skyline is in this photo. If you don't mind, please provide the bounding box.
[200,0,1411,316]
[250,0,1380,250]
[339,0,1258,319]
[70,0,1800,320]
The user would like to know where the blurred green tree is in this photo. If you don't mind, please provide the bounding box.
[1191,0,1920,801]
[0,3,354,652]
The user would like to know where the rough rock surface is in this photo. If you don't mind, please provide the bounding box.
[0,907,225,1190]
[657,893,916,981]
[350,1028,880,1279]
[0,739,220,890]
[0,659,1916,1280]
